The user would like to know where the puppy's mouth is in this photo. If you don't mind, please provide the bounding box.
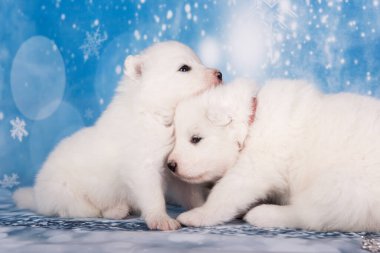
[212,78,223,87]
[176,172,209,184]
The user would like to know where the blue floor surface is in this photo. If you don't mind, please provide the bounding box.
[0,189,378,253]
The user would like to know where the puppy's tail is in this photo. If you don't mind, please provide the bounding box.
[13,187,36,210]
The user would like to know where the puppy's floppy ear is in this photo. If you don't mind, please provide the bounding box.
[206,107,249,149]
[124,55,143,81]
[206,107,232,127]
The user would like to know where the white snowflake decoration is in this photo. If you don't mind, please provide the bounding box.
[0,173,20,189]
[80,27,108,61]
[10,117,28,142]
[84,108,94,119]
[250,0,297,63]
[252,0,297,30]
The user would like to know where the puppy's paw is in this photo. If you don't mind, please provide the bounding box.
[145,214,181,231]
[177,208,217,227]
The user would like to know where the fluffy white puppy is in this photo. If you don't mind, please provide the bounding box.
[169,79,380,232]
[13,41,222,230]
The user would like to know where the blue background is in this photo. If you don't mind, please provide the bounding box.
[0,0,379,189]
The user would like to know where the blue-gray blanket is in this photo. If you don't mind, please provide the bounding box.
[0,190,379,253]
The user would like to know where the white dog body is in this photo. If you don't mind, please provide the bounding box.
[170,79,380,231]
[13,41,221,230]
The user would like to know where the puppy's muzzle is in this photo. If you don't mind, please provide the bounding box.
[167,160,177,173]
[215,71,223,82]
[208,69,223,86]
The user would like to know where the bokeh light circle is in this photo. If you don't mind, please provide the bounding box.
[11,36,66,120]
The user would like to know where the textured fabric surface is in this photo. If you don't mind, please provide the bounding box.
[0,190,379,253]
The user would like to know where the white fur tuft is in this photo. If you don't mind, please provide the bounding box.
[13,187,36,210]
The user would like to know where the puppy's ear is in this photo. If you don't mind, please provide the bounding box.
[206,108,249,149]
[124,55,143,81]
[206,107,232,127]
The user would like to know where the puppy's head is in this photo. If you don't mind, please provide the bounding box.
[167,79,259,184]
[123,41,222,105]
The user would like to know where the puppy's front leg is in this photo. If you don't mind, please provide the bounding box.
[177,155,276,227]
[131,168,180,231]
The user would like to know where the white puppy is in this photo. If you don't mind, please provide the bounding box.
[169,79,380,232]
[13,41,222,230]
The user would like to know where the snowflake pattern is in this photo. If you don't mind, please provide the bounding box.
[252,0,297,30]
[80,27,108,61]
[0,173,20,189]
[10,117,28,142]
[250,0,298,63]
[84,108,94,120]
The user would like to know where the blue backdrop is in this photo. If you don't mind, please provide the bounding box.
[0,0,379,189]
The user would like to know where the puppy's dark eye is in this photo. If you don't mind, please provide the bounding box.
[178,65,192,72]
[190,135,202,144]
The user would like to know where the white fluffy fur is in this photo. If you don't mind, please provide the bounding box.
[13,41,222,230]
[170,79,380,232]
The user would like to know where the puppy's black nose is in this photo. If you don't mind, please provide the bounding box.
[216,71,223,81]
[167,160,177,173]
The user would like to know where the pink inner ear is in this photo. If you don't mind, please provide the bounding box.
[249,97,257,125]
[134,63,142,77]
[124,55,143,79]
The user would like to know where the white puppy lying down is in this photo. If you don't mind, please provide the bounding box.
[13,41,222,230]
[168,79,380,232]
